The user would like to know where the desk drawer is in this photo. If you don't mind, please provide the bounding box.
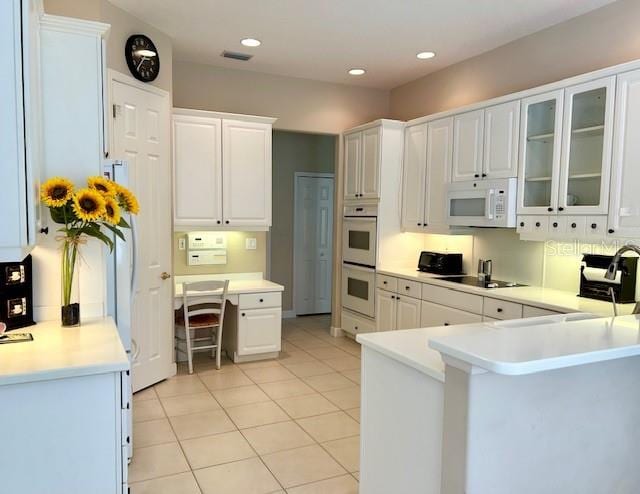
[397,279,421,299]
[377,274,398,292]
[483,297,523,320]
[421,283,483,314]
[239,292,282,309]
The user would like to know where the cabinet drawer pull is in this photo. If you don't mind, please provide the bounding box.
[444,322,450,326]
[571,223,577,228]
[417,223,422,226]
[481,173,487,178]
[497,308,503,313]
[591,223,597,229]
[383,281,387,284]
[225,220,230,224]
[217,220,221,225]
[241,313,246,317]
[548,207,554,212]
[259,298,264,302]
[474,174,480,178]
[535,222,541,227]
[608,229,615,234]
[405,286,410,291]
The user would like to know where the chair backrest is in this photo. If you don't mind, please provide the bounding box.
[181,280,230,324]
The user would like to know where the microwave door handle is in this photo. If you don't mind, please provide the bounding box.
[485,190,495,220]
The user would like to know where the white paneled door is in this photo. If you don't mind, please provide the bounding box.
[111,73,174,392]
[294,174,334,315]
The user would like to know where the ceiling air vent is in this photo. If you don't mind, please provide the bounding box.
[221,50,253,61]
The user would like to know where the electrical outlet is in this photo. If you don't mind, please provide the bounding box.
[245,238,257,250]
[178,237,186,250]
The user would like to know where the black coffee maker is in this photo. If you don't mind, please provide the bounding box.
[0,255,35,330]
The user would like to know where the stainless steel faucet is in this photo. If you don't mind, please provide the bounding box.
[605,244,640,315]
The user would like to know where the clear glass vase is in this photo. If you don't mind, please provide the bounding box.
[60,238,80,327]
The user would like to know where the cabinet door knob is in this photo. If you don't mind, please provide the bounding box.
[481,173,487,178]
[383,281,387,284]
[160,272,171,280]
[591,223,597,229]
[608,229,615,234]
[497,308,503,313]
[571,223,577,228]
[405,286,410,291]
[553,222,558,228]
[535,222,541,227]
[558,207,565,212]
[396,296,401,300]
[444,322,450,326]
[391,295,395,300]
[241,313,246,317]
[259,298,264,302]
[217,220,221,224]
[474,174,480,178]
[40,227,49,234]
[354,326,358,330]
[547,207,554,212]
[225,220,230,224]
[417,223,422,226]
[519,222,525,227]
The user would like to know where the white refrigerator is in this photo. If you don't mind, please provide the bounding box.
[104,160,136,461]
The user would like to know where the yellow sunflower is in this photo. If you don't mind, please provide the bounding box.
[41,177,74,207]
[72,188,106,221]
[88,176,117,196]
[116,184,140,214]
[103,196,121,225]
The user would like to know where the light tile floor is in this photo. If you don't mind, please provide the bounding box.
[129,315,360,494]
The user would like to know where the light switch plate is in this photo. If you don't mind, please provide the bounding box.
[178,237,186,250]
[245,238,257,250]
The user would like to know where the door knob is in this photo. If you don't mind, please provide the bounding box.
[160,272,171,280]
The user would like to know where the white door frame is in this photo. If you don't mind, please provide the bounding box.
[108,69,176,391]
[292,172,335,316]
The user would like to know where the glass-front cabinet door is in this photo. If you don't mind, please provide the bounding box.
[517,90,564,214]
[558,77,615,215]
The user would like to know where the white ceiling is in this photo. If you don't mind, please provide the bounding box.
[109,0,616,90]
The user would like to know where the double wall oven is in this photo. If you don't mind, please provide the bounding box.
[342,205,377,318]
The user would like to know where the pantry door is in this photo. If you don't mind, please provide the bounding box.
[111,71,175,392]
[294,173,335,315]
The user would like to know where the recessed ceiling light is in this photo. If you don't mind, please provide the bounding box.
[417,51,436,60]
[348,68,366,76]
[241,38,261,47]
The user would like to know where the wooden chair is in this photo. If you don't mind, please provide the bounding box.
[175,280,229,374]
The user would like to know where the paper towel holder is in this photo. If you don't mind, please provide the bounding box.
[579,254,637,303]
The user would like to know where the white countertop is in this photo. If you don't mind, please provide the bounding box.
[430,313,640,375]
[174,274,284,298]
[377,267,631,317]
[357,322,490,382]
[0,317,129,386]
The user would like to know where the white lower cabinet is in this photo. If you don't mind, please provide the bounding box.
[342,309,376,336]
[237,307,282,356]
[483,297,523,320]
[376,288,422,332]
[420,299,483,327]
[523,305,561,318]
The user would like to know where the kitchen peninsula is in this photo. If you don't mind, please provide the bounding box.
[357,313,640,494]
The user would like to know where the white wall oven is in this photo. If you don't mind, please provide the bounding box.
[342,205,377,268]
[341,263,375,318]
[446,178,517,228]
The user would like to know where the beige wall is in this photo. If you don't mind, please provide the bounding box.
[43,0,173,93]
[271,131,336,312]
[173,232,267,276]
[390,0,640,120]
[173,61,389,134]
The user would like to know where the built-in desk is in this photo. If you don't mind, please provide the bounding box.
[174,273,285,362]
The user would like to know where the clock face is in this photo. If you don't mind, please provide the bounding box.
[125,34,160,82]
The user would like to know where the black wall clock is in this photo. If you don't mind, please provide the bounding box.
[125,34,160,82]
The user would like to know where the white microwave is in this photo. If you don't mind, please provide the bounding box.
[446,178,517,228]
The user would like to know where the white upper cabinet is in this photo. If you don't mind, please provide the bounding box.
[517,90,564,215]
[1,0,40,262]
[608,69,640,238]
[360,127,381,199]
[172,109,275,230]
[222,119,272,227]
[483,101,520,179]
[401,123,428,230]
[558,77,615,215]
[173,115,222,227]
[401,117,453,233]
[344,132,361,200]
[452,109,484,181]
[425,117,454,231]
[343,125,382,201]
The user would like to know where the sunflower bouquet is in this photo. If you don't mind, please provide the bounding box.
[40,176,140,326]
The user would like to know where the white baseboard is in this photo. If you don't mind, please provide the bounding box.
[282,310,297,319]
[330,326,344,338]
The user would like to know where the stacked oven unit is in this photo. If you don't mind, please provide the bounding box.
[340,119,407,336]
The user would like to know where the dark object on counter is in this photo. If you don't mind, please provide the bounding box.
[580,254,637,303]
[418,251,463,275]
[0,255,35,331]
[61,303,80,327]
